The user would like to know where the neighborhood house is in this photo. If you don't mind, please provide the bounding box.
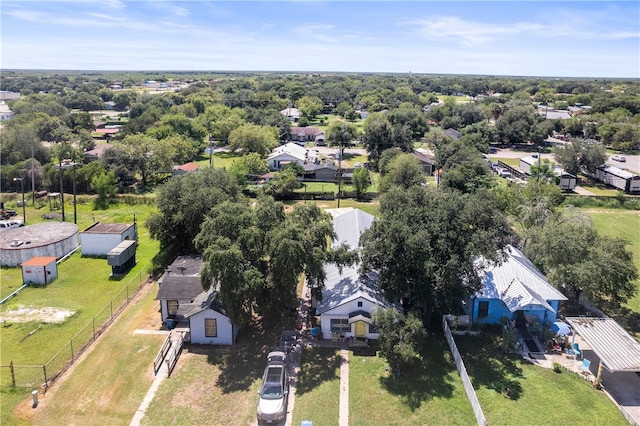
[467,244,567,330]
[314,208,396,344]
[156,255,238,345]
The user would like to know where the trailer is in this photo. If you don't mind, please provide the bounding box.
[594,165,640,194]
[107,239,137,276]
[557,172,577,191]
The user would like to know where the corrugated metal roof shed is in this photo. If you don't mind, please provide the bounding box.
[566,317,640,372]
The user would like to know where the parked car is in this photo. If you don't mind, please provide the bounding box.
[498,169,512,178]
[267,350,287,366]
[257,360,289,423]
[611,155,627,162]
[0,219,24,233]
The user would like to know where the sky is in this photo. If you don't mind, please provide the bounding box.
[1,1,639,78]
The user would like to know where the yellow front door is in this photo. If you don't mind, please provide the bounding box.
[355,321,366,337]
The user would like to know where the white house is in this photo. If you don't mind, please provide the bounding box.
[80,222,137,257]
[21,256,57,285]
[315,208,395,342]
[267,142,318,171]
[177,290,238,345]
[156,255,238,345]
[280,107,301,122]
[288,127,325,145]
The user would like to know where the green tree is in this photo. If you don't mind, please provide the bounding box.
[296,95,323,120]
[373,308,426,376]
[361,186,512,324]
[529,158,557,182]
[263,164,304,200]
[90,170,117,209]
[326,120,358,149]
[554,139,607,176]
[194,199,337,326]
[352,167,370,199]
[378,153,425,192]
[228,123,279,156]
[146,168,241,256]
[524,211,638,307]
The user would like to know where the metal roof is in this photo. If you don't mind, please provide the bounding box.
[316,208,392,314]
[477,245,568,305]
[566,317,640,372]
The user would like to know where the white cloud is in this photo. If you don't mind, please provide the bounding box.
[405,15,639,46]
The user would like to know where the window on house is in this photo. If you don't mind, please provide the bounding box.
[478,301,489,318]
[205,318,217,337]
[369,323,378,333]
[167,300,178,316]
[330,319,350,333]
[357,301,363,308]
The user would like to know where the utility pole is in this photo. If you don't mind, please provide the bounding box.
[337,143,344,208]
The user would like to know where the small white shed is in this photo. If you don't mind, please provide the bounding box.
[22,256,58,285]
[80,222,137,257]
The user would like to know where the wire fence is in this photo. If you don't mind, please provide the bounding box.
[1,266,150,390]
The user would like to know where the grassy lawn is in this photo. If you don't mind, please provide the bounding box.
[438,95,472,104]
[299,199,380,217]
[17,282,165,426]
[582,208,640,335]
[349,336,476,426]
[494,157,520,167]
[456,332,629,426]
[291,347,341,426]
[143,319,287,426]
[0,200,159,421]
[577,184,621,196]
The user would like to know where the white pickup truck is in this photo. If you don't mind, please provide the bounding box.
[0,219,24,233]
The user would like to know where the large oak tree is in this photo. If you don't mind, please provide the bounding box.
[360,185,513,325]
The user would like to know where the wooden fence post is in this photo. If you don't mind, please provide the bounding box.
[43,365,48,390]
[10,361,15,387]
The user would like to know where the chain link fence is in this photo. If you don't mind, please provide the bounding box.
[1,266,150,390]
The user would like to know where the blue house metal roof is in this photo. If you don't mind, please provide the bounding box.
[477,245,567,311]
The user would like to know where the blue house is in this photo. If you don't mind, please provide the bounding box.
[467,245,567,329]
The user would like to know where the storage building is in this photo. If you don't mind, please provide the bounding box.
[21,256,58,285]
[80,222,137,256]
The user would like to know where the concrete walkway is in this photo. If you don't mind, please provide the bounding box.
[129,370,166,426]
[572,185,596,195]
[339,349,350,426]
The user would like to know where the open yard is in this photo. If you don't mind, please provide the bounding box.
[349,338,476,426]
[0,199,160,421]
[17,282,165,426]
[456,332,629,426]
[291,347,341,426]
[582,208,640,335]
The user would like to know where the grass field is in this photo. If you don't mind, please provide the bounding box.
[456,332,629,426]
[349,337,476,426]
[583,208,640,330]
[290,347,341,426]
[21,282,165,426]
[0,200,159,422]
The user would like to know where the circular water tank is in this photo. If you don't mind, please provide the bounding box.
[0,222,79,266]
